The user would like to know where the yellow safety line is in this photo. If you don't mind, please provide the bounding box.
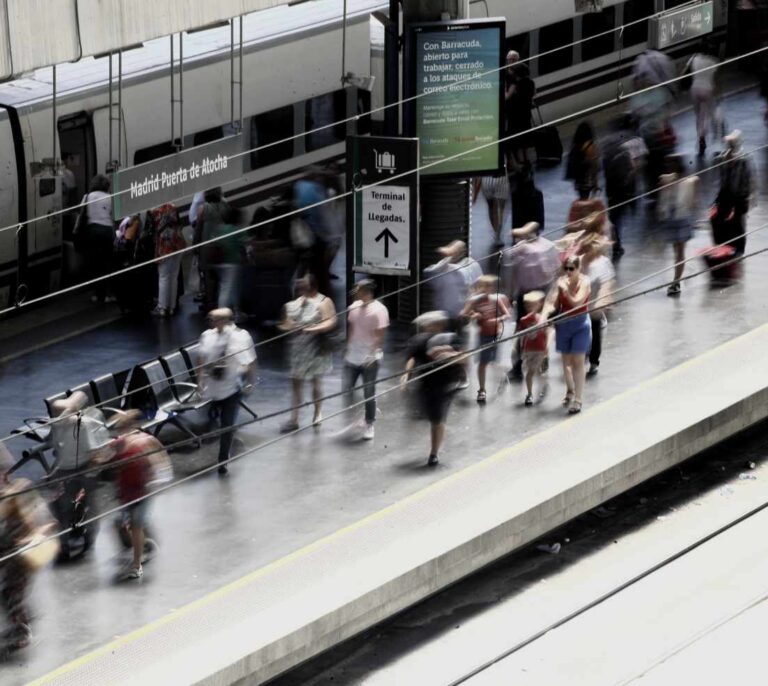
[29,323,768,685]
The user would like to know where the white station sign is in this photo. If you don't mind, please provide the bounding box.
[360,185,411,272]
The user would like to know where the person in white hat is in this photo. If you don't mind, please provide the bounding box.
[197,307,257,475]
[424,240,483,332]
[502,222,559,380]
[715,130,755,256]
[401,312,465,466]
[515,290,549,405]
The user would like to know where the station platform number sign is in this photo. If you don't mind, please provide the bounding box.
[650,1,713,51]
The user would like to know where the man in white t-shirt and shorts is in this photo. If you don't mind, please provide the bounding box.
[198,308,257,475]
[343,280,390,440]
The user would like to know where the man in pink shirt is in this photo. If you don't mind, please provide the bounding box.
[344,279,390,439]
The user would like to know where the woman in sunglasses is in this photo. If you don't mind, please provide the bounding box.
[543,255,592,414]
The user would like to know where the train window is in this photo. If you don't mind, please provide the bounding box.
[133,141,176,165]
[305,90,347,152]
[356,89,372,136]
[38,178,56,198]
[537,20,574,75]
[622,0,654,46]
[193,126,224,146]
[250,105,294,169]
[505,32,531,61]
[582,6,616,61]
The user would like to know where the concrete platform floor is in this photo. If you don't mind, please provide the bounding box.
[0,85,766,683]
[271,421,768,686]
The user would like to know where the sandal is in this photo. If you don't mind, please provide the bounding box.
[568,400,582,415]
[562,391,574,407]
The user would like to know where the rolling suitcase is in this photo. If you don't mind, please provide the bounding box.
[697,244,740,282]
[533,105,563,168]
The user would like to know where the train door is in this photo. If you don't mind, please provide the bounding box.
[29,173,63,294]
[58,112,96,219]
[0,109,19,309]
[58,112,96,281]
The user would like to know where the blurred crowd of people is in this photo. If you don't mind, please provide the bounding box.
[1,38,763,657]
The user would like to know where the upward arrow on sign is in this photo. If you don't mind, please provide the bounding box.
[375,228,398,258]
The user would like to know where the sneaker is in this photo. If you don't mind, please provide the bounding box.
[312,413,323,427]
[427,454,439,467]
[279,420,299,434]
[587,363,599,377]
[538,382,549,400]
[217,465,229,476]
[120,564,143,580]
[667,283,681,296]
[151,307,169,318]
[524,394,533,406]
[362,424,375,440]
[476,389,487,404]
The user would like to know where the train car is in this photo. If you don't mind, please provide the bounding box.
[0,0,383,309]
[0,0,730,308]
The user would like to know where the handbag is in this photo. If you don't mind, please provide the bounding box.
[318,325,345,354]
[147,449,174,488]
[19,531,60,571]
[290,217,315,250]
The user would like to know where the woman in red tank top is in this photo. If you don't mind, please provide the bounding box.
[544,255,592,414]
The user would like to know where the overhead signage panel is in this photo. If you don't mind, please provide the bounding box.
[405,18,505,178]
[347,136,418,276]
[112,134,243,219]
[650,1,714,50]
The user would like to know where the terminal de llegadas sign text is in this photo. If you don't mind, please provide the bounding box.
[408,20,504,176]
[112,134,243,218]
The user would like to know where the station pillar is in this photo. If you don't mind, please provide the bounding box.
[398,0,472,319]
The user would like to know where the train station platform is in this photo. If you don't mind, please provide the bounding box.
[26,322,768,686]
[0,84,766,684]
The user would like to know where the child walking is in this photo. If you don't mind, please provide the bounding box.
[461,275,511,404]
[516,291,549,406]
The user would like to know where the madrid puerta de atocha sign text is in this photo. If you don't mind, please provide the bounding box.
[112,134,243,218]
[347,136,418,276]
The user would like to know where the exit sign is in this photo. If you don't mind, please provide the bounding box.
[650,1,714,50]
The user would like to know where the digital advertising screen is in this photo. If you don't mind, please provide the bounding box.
[405,19,505,177]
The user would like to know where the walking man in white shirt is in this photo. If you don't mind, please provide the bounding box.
[343,280,390,440]
[198,308,257,475]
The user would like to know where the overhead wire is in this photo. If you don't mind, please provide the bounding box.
[1,135,763,446]
[1,214,766,564]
